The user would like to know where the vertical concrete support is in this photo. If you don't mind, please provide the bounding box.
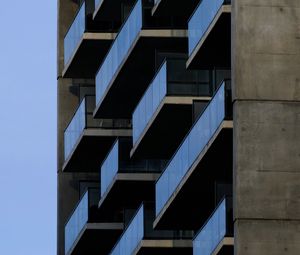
[232,0,300,254]
[56,1,100,255]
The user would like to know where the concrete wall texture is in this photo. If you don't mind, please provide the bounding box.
[232,0,300,254]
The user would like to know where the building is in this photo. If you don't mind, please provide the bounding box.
[57,0,300,255]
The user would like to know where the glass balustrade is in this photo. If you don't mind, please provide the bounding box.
[193,197,233,255]
[101,138,167,197]
[95,0,101,9]
[65,188,99,255]
[188,0,231,55]
[110,204,144,255]
[64,95,100,160]
[95,0,143,105]
[64,2,86,65]
[132,58,212,146]
[109,203,193,255]
[155,80,232,216]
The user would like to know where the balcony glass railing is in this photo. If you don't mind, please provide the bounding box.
[132,62,167,145]
[64,2,86,65]
[110,204,144,255]
[95,0,101,9]
[132,58,212,145]
[95,0,143,105]
[64,95,100,160]
[188,0,230,55]
[101,138,167,196]
[101,140,119,196]
[155,80,231,216]
[65,188,99,255]
[110,203,193,255]
[193,197,233,255]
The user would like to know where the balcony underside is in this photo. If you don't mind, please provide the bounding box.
[211,237,234,255]
[67,223,123,255]
[152,0,199,23]
[62,129,131,172]
[93,0,134,23]
[134,239,193,255]
[154,121,233,230]
[187,6,231,69]
[94,30,188,118]
[62,33,115,78]
[98,173,159,217]
[131,97,210,159]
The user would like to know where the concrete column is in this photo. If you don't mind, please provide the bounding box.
[56,1,100,255]
[232,0,300,254]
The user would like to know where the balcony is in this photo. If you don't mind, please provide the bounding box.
[187,0,231,69]
[98,137,167,217]
[154,80,233,230]
[94,0,188,118]
[65,188,123,255]
[131,58,212,159]
[193,198,233,255]
[152,0,200,27]
[109,203,193,255]
[63,0,116,78]
[63,95,131,172]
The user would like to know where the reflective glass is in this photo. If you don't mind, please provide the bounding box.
[64,96,99,161]
[64,98,86,160]
[193,199,227,255]
[156,82,226,216]
[110,205,144,255]
[64,2,86,65]
[96,0,143,106]
[188,0,229,55]
[95,0,102,10]
[101,141,119,196]
[132,62,167,145]
[65,191,89,255]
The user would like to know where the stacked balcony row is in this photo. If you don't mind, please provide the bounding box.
[61,0,233,255]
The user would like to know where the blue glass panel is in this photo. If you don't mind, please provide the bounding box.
[64,98,86,160]
[193,199,227,255]
[95,0,102,10]
[156,82,226,216]
[96,0,143,106]
[110,205,144,255]
[64,2,86,65]
[188,0,229,55]
[101,141,119,196]
[65,191,89,255]
[132,62,167,145]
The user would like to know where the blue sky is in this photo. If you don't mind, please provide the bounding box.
[0,1,57,255]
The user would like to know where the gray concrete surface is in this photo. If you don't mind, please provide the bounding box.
[235,219,300,255]
[233,0,300,254]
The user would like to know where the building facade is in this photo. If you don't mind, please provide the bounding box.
[57,0,300,255]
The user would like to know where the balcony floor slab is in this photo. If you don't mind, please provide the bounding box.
[62,32,116,78]
[187,5,231,69]
[62,128,131,172]
[131,96,210,159]
[66,222,123,255]
[98,173,159,218]
[154,121,233,230]
[94,30,188,118]
[134,239,193,255]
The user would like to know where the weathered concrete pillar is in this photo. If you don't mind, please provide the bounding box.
[232,0,300,254]
[56,1,99,255]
